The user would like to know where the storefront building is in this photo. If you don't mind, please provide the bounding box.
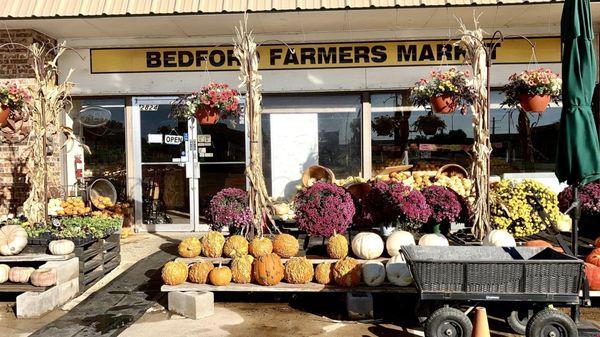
[1,0,599,231]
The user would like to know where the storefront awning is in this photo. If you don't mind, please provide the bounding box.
[0,0,563,19]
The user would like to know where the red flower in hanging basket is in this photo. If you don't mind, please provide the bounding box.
[502,68,562,113]
[0,83,29,125]
[171,82,243,125]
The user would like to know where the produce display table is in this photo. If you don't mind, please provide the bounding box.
[175,256,389,265]
[0,282,51,293]
[0,253,74,263]
[162,282,416,293]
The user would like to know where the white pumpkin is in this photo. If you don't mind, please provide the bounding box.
[385,230,415,257]
[362,260,386,286]
[8,267,35,283]
[386,254,413,286]
[49,240,75,255]
[418,234,449,246]
[482,229,516,247]
[0,264,9,283]
[351,232,384,259]
[0,225,28,255]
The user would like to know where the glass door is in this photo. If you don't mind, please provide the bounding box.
[133,97,197,231]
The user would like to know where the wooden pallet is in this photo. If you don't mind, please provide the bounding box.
[0,282,50,293]
[75,233,121,292]
[162,282,417,293]
[0,253,74,263]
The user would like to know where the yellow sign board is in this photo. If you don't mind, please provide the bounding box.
[90,37,561,73]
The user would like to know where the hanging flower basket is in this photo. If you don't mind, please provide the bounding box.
[421,124,439,136]
[518,94,551,113]
[195,106,221,125]
[413,112,446,136]
[501,68,561,113]
[430,95,457,114]
[0,105,10,125]
[410,68,476,114]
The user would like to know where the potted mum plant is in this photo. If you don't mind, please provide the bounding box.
[293,182,355,237]
[501,68,561,113]
[208,188,253,232]
[421,185,462,234]
[0,83,29,125]
[413,112,446,136]
[410,68,476,114]
[361,181,431,236]
[171,82,242,125]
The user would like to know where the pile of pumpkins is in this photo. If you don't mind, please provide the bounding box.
[161,230,453,288]
[584,238,600,291]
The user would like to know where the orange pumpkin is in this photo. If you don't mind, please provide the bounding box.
[284,257,314,284]
[188,260,214,284]
[586,248,600,267]
[272,234,299,258]
[525,240,552,248]
[161,261,188,285]
[252,253,284,286]
[595,237,600,248]
[585,263,600,290]
[223,235,249,258]
[209,265,232,286]
[332,257,362,287]
[249,237,273,258]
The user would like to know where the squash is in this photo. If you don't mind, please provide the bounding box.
[30,268,57,287]
[252,253,284,286]
[223,235,249,258]
[284,257,314,284]
[327,234,348,259]
[178,237,202,258]
[586,248,600,267]
[595,237,600,248]
[351,232,384,260]
[314,262,334,285]
[525,240,552,248]
[49,239,75,255]
[249,237,273,258]
[231,255,254,284]
[209,265,232,286]
[385,230,415,257]
[585,263,600,290]
[0,264,9,283]
[272,234,299,258]
[0,225,28,256]
[362,260,386,286]
[161,261,188,285]
[418,233,449,246]
[201,231,225,258]
[333,257,362,287]
[386,254,413,286]
[8,267,35,283]
[482,229,516,247]
[188,260,214,284]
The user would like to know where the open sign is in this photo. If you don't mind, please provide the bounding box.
[164,135,183,145]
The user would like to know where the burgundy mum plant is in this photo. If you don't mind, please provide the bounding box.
[558,181,600,217]
[421,185,462,224]
[294,182,356,237]
[209,188,253,229]
[361,181,431,230]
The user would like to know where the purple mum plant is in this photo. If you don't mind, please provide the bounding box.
[558,181,600,217]
[421,185,462,224]
[294,182,356,237]
[361,181,431,230]
[209,188,253,229]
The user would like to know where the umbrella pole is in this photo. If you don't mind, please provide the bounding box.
[570,182,581,323]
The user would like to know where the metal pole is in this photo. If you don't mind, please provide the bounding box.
[570,183,580,323]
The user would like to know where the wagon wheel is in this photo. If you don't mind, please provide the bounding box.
[525,308,577,337]
[506,306,536,335]
[425,307,472,337]
[415,300,443,325]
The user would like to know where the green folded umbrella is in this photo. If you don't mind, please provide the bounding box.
[556,0,600,185]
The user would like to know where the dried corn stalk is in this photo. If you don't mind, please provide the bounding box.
[457,19,492,240]
[234,16,279,237]
[21,42,82,224]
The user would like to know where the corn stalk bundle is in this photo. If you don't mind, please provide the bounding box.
[234,16,279,238]
[457,20,492,240]
[21,42,82,224]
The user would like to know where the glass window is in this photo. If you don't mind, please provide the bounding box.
[262,95,362,199]
[71,98,127,201]
[197,114,246,163]
[371,91,562,176]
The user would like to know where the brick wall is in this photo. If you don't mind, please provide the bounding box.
[0,29,60,215]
